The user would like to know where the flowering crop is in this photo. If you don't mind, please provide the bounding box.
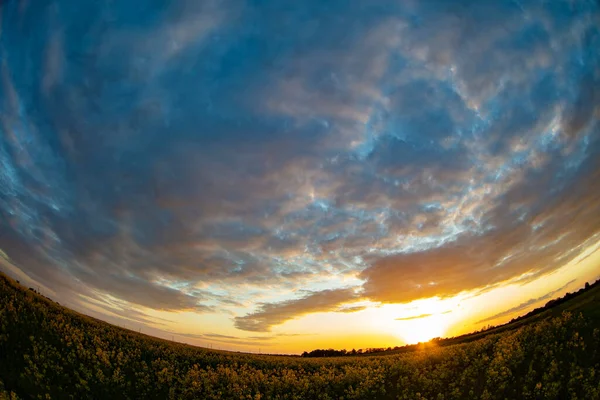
[1,274,599,400]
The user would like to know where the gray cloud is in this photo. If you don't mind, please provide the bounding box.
[234,288,360,332]
[336,305,368,313]
[77,294,175,327]
[170,331,312,347]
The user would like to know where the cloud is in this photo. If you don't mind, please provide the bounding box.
[396,313,433,321]
[360,149,600,304]
[234,288,360,332]
[77,293,175,327]
[396,310,451,321]
[170,331,311,347]
[0,0,598,332]
[476,279,577,324]
[336,305,367,313]
[562,73,599,142]
[0,248,8,262]
[41,32,63,95]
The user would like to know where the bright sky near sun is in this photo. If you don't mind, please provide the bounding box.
[1,0,600,353]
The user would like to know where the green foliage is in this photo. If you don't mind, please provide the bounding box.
[1,273,599,399]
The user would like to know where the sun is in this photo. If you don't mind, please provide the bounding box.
[397,314,449,344]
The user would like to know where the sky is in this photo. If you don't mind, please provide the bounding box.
[1,0,600,354]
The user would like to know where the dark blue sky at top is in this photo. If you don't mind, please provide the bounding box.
[1,0,599,331]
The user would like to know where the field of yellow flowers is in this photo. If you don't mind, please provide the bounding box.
[1,273,599,399]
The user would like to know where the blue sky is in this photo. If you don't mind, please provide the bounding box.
[1,0,599,349]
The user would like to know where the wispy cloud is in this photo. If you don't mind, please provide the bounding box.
[396,310,451,321]
[168,331,312,347]
[476,279,577,324]
[396,313,433,321]
[336,305,368,313]
[234,288,361,332]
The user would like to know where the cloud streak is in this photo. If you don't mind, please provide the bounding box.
[234,288,361,332]
[476,279,577,324]
[396,311,451,321]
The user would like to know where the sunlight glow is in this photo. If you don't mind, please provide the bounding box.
[397,313,450,344]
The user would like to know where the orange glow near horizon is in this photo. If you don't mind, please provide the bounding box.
[2,239,600,355]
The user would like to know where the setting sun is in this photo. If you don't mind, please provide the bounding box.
[397,313,451,344]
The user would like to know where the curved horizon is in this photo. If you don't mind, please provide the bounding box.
[1,269,597,356]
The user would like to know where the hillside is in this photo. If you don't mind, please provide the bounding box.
[1,272,600,399]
